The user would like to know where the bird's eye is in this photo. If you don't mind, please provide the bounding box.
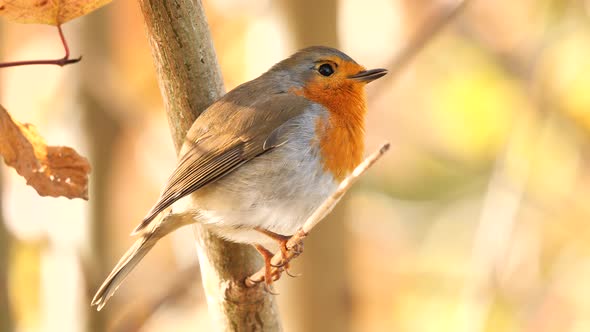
[318,63,334,77]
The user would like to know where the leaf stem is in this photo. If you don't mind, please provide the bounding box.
[0,25,82,68]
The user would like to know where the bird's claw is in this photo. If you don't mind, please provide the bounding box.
[253,230,306,290]
[284,267,302,278]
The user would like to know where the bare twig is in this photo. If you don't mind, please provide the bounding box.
[246,142,391,286]
[0,25,81,68]
[458,113,558,332]
[393,0,469,75]
[109,265,201,332]
[456,13,557,330]
[370,0,470,98]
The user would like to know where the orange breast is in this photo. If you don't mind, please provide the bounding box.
[293,79,367,181]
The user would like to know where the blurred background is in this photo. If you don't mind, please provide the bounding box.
[2,0,590,331]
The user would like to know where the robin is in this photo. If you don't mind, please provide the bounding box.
[91,46,387,310]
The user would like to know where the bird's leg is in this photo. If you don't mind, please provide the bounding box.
[255,227,304,278]
[255,228,290,258]
[253,244,280,294]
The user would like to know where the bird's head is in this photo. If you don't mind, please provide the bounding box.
[271,46,386,91]
[269,46,387,113]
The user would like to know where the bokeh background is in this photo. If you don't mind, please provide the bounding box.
[2,0,590,331]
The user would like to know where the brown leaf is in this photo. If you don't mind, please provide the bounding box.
[0,105,91,199]
[0,0,111,25]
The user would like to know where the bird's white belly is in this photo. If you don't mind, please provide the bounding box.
[187,134,338,246]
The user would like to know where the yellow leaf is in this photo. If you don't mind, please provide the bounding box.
[0,0,111,25]
[0,104,91,199]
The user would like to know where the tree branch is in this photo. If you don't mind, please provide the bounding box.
[246,142,391,286]
[136,0,281,329]
[138,0,224,148]
[0,168,14,332]
[369,0,471,99]
[109,265,201,332]
[0,25,81,68]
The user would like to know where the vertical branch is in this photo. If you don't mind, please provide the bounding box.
[79,8,121,332]
[0,21,14,331]
[458,113,554,332]
[458,125,530,332]
[137,0,224,150]
[278,1,351,331]
[456,16,557,330]
[82,105,117,332]
[0,167,14,332]
[137,0,281,330]
[280,0,340,47]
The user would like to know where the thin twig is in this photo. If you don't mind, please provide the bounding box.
[245,142,391,286]
[393,0,469,76]
[109,265,202,332]
[0,25,82,68]
[455,11,558,329]
[370,0,470,99]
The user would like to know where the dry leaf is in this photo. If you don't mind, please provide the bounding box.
[0,0,111,25]
[0,105,91,199]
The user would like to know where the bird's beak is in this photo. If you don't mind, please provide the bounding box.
[348,68,388,83]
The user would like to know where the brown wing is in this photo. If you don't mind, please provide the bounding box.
[131,91,312,234]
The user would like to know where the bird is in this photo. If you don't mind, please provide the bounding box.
[91,46,387,310]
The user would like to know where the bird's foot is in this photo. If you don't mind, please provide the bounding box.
[270,241,303,278]
[254,244,281,294]
[256,228,303,269]
[250,228,308,290]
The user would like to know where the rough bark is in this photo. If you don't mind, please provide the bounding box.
[136,0,281,330]
[137,0,224,149]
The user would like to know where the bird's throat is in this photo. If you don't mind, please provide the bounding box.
[292,82,367,181]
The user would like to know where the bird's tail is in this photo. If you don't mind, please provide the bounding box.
[91,211,196,311]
